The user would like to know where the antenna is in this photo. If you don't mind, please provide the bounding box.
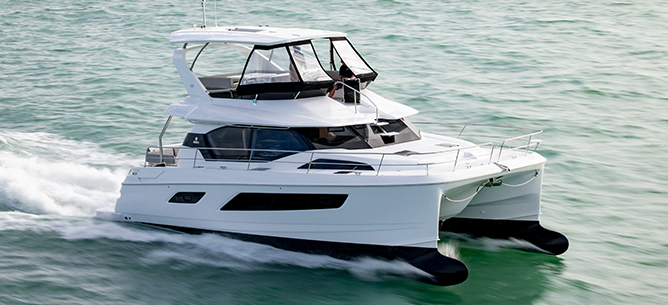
[201,0,207,28]
[214,0,218,27]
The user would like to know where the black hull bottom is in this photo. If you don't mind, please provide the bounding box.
[147,223,468,286]
[440,218,569,255]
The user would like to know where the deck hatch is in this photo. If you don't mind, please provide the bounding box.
[221,193,348,211]
[297,159,374,171]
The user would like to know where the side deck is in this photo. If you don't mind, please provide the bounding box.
[146,123,544,177]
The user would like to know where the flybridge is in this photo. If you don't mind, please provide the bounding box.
[170,25,378,101]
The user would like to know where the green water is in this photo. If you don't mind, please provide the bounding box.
[1,0,667,304]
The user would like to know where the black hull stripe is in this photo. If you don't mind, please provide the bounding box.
[145,222,468,286]
[440,218,569,255]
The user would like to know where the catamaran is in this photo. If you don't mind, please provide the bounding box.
[97,22,568,286]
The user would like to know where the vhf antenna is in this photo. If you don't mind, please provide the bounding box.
[213,0,218,27]
[201,0,207,28]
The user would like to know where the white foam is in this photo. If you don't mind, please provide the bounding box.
[442,232,548,253]
[0,131,436,281]
[142,234,433,281]
[0,211,430,281]
[0,131,136,216]
[438,239,462,260]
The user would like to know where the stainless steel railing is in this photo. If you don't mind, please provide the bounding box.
[333,80,379,124]
[412,122,543,163]
[144,123,543,175]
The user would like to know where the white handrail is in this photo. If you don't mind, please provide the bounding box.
[158,116,173,165]
[333,80,379,124]
[144,123,543,176]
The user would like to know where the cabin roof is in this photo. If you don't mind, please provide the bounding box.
[169,26,347,45]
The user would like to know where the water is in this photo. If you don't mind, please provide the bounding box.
[1,0,667,303]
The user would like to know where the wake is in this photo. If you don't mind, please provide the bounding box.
[0,131,133,216]
[0,211,431,282]
[0,131,436,282]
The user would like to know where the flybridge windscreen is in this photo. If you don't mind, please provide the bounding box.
[239,44,331,85]
[185,35,378,99]
[236,42,335,97]
[331,39,378,82]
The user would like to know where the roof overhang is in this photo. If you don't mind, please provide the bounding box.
[169,26,347,46]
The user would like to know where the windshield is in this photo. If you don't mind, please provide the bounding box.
[240,47,295,85]
[289,44,332,82]
[331,39,376,81]
[237,43,335,97]
[239,44,331,85]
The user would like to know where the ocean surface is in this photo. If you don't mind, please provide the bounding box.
[1,0,667,304]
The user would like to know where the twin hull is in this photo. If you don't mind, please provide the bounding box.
[114,163,545,249]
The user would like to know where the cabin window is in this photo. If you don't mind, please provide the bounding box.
[201,126,313,161]
[251,128,313,160]
[206,127,252,160]
[221,193,347,211]
[293,126,371,149]
[372,119,421,144]
[184,120,421,161]
[169,192,206,204]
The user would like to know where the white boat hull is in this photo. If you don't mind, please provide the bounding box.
[112,156,548,245]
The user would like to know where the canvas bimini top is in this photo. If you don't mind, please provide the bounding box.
[170,26,378,100]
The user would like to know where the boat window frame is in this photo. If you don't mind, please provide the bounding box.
[182,120,422,161]
[187,126,316,161]
[329,37,378,83]
[236,40,336,97]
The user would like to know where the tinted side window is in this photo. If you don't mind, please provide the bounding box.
[371,119,420,145]
[206,127,251,160]
[202,127,313,161]
[221,193,347,211]
[294,127,371,149]
[251,129,313,160]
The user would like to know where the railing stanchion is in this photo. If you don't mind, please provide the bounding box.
[488,144,496,165]
[306,152,314,174]
[497,140,506,163]
[453,149,461,172]
[247,149,253,170]
[334,81,378,124]
[376,154,385,176]
[457,124,467,138]
[158,116,173,164]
